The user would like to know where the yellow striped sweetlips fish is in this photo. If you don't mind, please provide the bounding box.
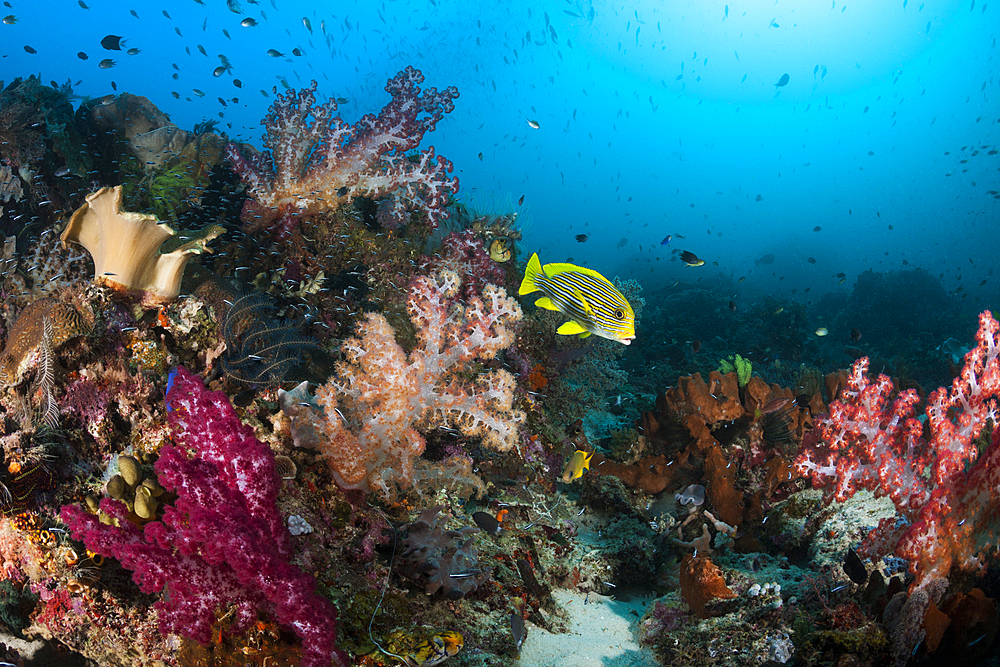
[403,631,464,666]
[519,253,635,345]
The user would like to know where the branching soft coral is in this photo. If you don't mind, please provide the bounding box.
[280,270,523,499]
[61,367,347,667]
[227,66,459,234]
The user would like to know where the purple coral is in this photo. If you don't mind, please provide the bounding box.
[61,367,347,667]
[226,66,459,233]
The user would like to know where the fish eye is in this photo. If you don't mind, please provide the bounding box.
[614,308,625,319]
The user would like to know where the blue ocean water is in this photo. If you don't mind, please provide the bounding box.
[1,0,997,315]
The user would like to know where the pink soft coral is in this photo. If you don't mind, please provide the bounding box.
[61,367,347,667]
[280,270,523,499]
[796,311,1000,587]
[227,65,459,234]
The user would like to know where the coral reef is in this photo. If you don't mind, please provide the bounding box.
[226,66,459,234]
[0,64,994,667]
[280,269,523,498]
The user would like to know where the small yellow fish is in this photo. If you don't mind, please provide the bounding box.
[519,253,635,345]
[562,449,594,482]
[489,238,512,262]
[404,631,463,667]
[815,327,828,336]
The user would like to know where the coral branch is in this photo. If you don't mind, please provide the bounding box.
[227,66,459,232]
[61,367,346,667]
[795,311,1000,587]
[280,270,523,499]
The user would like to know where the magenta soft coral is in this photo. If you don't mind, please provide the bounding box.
[61,367,347,667]
[227,65,459,235]
[795,310,1000,588]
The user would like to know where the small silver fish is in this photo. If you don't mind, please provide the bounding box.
[241,17,257,27]
[448,570,482,579]
[99,59,116,69]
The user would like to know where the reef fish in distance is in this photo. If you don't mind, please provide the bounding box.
[775,73,790,87]
[519,253,635,344]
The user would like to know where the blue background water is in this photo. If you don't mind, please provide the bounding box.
[1,0,997,310]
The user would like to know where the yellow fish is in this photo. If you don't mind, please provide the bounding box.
[489,238,512,262]
[519,253,635,345]
[562,449,594,482]
[404,631,464,667]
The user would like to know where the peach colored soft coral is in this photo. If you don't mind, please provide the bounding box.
[280,270,523,499]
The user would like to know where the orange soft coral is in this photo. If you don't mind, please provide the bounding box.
[679,553,738,618]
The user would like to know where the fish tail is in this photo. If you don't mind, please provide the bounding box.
[519,253,543,295]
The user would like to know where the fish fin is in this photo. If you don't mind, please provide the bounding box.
[544,260,613,287]
[575,289,596,317]
[518,252,543,295]
[583,450,594,470]
[557,320,589,336]
[534,296,559,311]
